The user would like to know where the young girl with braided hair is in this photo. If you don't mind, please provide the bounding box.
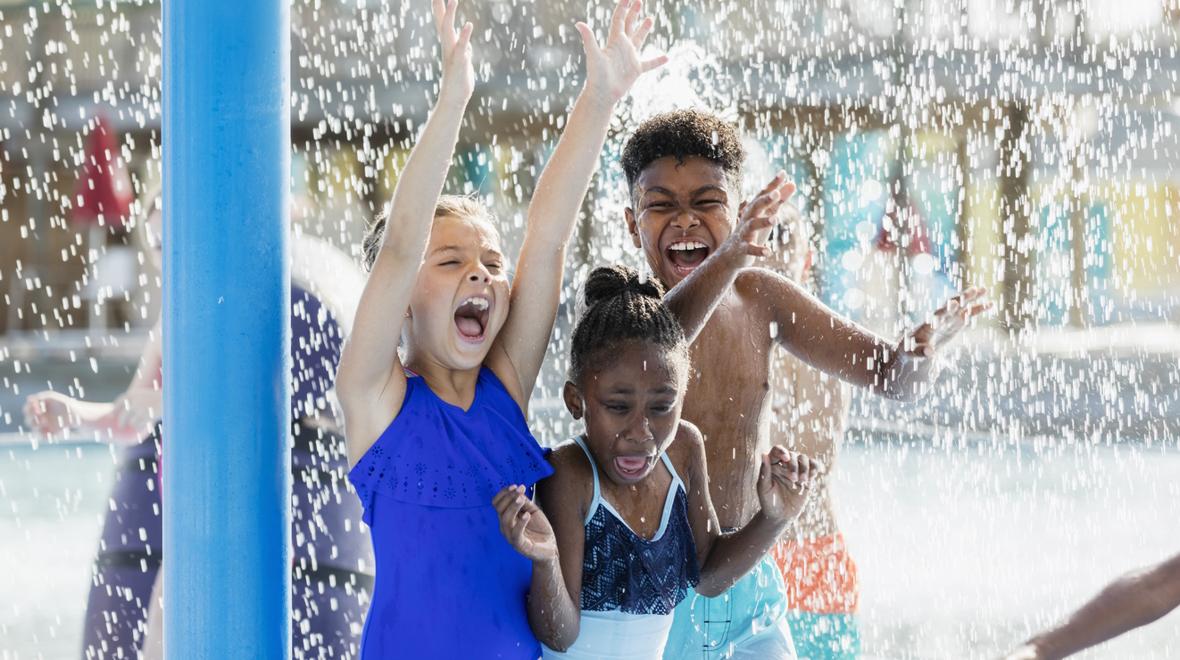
[495,258,822,658]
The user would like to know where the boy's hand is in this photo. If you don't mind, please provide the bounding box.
[432,0,475,100]
[494,485,559,563]
[757,446,822,524]
[576,0,668,105]
[23,391,77,437]
[902,287,993,358]
[720,171,797,267]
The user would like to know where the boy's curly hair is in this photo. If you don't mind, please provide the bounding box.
[620,109,746,200]
[569,264,689,384]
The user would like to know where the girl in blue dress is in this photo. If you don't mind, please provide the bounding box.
[335,1,667,657]
[494,180,825,659]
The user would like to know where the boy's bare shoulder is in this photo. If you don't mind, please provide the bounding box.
[733,267,806,319]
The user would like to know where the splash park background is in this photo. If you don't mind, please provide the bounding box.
[1,0,1179,658]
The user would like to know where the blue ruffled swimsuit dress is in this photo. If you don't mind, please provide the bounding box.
[349,367,553,659]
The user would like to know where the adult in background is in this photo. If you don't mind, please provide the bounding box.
[24,193,374,659]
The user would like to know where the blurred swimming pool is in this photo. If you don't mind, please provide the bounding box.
[1,435,1176,659]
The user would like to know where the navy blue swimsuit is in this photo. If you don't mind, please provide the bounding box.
[542,436,698,659]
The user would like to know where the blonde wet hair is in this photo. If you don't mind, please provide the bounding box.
[362,194,495,272]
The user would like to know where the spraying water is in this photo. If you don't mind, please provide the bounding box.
[1,0,1179,658]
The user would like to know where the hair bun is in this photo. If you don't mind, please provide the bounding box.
[583,265,666,308]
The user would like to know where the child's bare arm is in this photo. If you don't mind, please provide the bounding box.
[24,321,162,442]
[102,319,164,438]
[128,319,164,393]
[337,0,474,465]
[746,271,990,401]
[679,422,724,566]
[529,451,592,650]
[493,483,578,649]
[664,174,793,342]
[24,392,116,439]
[1005,551,1180,660]
[489,0,666,410]
[771,358,850,474]
[680,423,820,596]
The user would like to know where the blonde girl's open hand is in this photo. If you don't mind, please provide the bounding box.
[494,485,559,563]
[431,0,475,100]
[757,446,823,525]
[576,0,668,105]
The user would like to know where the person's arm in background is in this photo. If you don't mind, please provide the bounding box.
[1003,551,1180,660]
[763,205,850,490]
[23,319,162,444]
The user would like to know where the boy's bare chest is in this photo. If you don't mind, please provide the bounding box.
[683,309,774,445]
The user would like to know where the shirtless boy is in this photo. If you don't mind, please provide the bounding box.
[618,109,990,659]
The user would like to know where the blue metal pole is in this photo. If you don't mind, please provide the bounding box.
[162,0,290,656]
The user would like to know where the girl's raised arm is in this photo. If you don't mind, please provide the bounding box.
[487,0,667,411]
[337,0,474,466]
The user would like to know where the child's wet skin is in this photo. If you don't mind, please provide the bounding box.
[628,156,804,530]
[566,340,682,538]
[678,284,779,529]
[763,211,850,539]
[774,361,849,538]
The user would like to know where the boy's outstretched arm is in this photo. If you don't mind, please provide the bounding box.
[337,0,474,466]
[1004,550,1180,659]
[757,276,991,400]
[490,0,667,410]
[663,173,794,342]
